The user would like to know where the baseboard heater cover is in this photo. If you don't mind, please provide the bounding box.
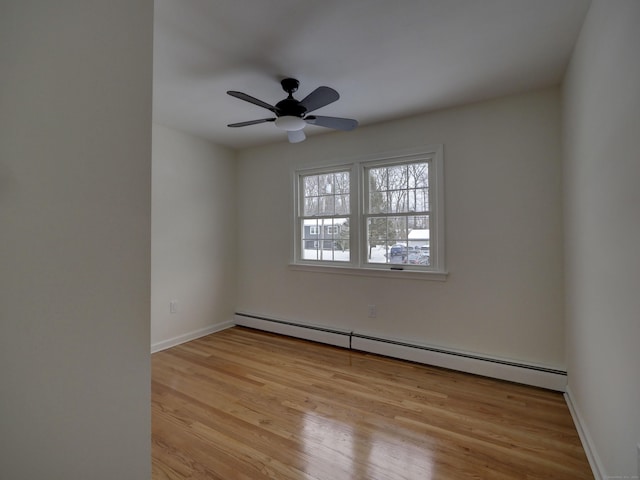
[352,334,566,391]
[234,313,567,391]
[234,313,351,349]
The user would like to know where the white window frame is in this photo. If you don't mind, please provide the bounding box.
[291,146,446,280]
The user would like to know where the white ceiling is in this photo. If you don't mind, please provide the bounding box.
[153,0,591,150]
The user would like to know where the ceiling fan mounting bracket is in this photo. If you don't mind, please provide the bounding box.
[280,78,300,96]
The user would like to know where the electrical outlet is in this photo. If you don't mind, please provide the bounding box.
[169,300,178,314]
[367,305,377,318]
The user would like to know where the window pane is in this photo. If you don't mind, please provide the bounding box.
[366,217,388,263]
[301,218,349,262]
[367,161,429,215]
[367,216,430,265]
[335,194,350,215]
[304,196,319,216]
[389,189,408,213]
[302,171,350,218]
[318,194,335,215]
[408,187,429,212]
[408,163,428,188]
[387,165,407,192]
[369,167,388,190]
[368,167,388,213]
[368,189,387,214]
[318,173,333,193]
[304,176,319,196]
[334,171,350,194]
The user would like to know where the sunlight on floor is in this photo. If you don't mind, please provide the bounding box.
[301,411,434,479]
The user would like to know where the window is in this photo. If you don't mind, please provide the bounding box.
[293,146,445,277]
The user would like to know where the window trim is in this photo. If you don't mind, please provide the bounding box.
[291,146,446,280]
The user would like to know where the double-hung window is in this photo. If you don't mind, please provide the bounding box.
[293,146,445,277]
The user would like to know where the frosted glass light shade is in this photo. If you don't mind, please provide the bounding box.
[275,115,306,131]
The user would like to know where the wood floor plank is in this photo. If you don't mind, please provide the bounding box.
[152,327,593,479]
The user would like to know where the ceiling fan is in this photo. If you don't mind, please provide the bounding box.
[227,78,358,143]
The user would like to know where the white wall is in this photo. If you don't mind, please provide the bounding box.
[563,1,640,477]
[151,125,237,351]
[0,2,153,479]
[237,87,565,369]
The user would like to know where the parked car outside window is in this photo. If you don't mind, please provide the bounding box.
[390,244,408,257]
[408,251,430,265]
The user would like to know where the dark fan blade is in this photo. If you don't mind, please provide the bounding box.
[305,115,358,131]
[227,118,275,127]
[227,91,277,113]
[287,130,306,143]
[299,86,339,113]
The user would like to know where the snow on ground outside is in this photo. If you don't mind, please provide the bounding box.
[302,245,425,264]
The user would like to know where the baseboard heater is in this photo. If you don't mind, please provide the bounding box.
[234,312,352,349]
[234,312,567,392]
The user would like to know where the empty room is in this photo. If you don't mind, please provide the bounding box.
[2,1,638,479]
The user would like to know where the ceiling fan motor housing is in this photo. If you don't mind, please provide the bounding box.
[275,98,306,117]
[276,78,306,117]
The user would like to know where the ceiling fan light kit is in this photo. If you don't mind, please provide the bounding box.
[287,129,306,144]
[275,115,306,131]
[227,78,358,143]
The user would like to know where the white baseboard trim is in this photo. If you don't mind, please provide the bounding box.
[564,386,604,480]
[234,312,567,391]
[151,320,234,353]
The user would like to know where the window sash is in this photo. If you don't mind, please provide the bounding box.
[300,217,350,262]
[296,167,353,264]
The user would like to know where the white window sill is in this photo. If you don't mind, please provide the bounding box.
[288,263,448,281]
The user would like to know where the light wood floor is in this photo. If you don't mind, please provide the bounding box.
[152,327,592,480]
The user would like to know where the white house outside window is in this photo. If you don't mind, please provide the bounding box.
[293,146,446,278]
